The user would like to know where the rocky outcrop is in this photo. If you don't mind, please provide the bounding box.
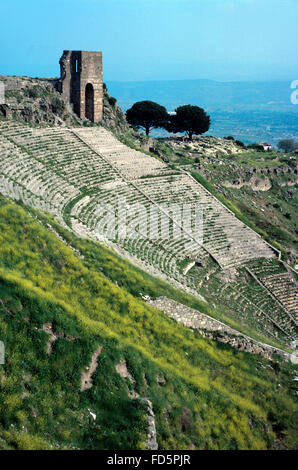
[161,135,245,158]
[102,90,128,132]
[0,75,81,126]
[223,175,272,191]
[0,75,129,133]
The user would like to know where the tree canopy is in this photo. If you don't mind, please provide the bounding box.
[277,139,297,153]
[126,101,169,136]
[167,105,210,140]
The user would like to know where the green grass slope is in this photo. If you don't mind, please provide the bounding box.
[0,196,297,450]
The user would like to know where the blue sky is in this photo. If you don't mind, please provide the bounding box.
[1,0,297,82]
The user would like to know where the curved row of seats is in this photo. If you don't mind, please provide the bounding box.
[0,120,296,343]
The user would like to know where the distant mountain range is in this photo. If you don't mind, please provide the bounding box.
[106,79,298,145]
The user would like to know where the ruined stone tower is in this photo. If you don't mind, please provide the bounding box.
[59,50,103,122]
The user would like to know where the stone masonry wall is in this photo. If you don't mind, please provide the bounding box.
[148,297,291,361]
[59,50,103,122]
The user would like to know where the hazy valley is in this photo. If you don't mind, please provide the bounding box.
[107,79,298,144]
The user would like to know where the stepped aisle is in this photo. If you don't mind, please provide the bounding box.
[74,127,169,179]
[75,127,278,268]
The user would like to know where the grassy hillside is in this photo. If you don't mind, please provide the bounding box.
[0,196,297,450]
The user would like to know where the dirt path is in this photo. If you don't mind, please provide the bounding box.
[81,346,103,391]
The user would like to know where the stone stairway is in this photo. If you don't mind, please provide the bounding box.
[74,127,278,269]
